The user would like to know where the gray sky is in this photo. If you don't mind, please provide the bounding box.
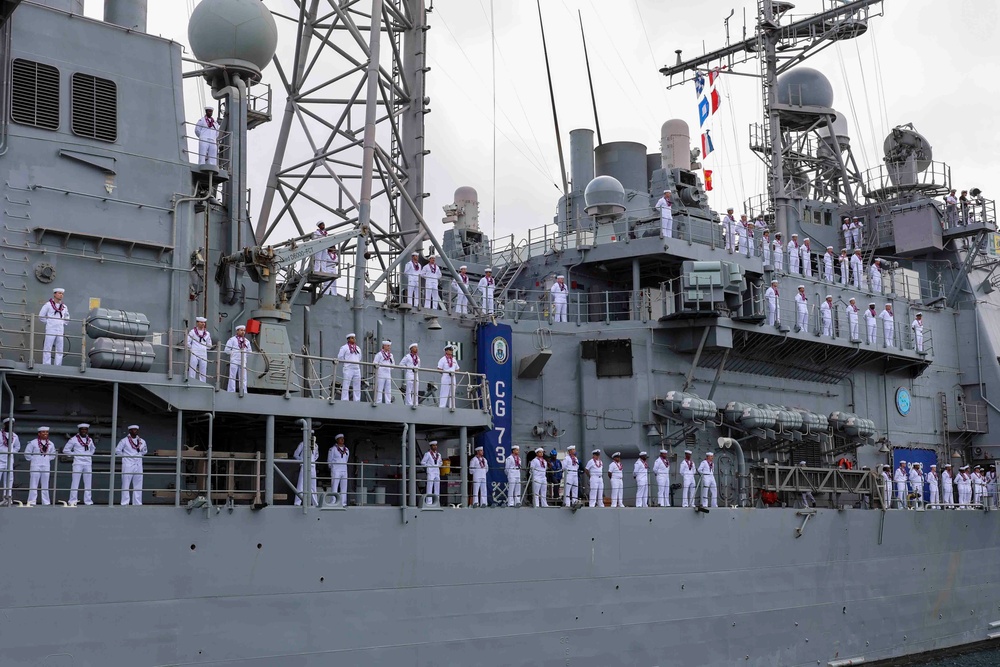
[86,0,1000,247]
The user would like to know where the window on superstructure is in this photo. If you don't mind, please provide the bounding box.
[10,59,60,130]
[70,73,117,142]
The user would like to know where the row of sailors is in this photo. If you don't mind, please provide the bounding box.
[764,286,926,350]
[0,420,148,507]
[881,461,998,509]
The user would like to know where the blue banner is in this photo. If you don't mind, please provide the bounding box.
[476,323,512,506]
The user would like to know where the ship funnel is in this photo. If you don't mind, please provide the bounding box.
[569,129,595,191]
[104,0,147,32]
[34,0,84,13]
[595,141,648,194]
[660,119,691,170]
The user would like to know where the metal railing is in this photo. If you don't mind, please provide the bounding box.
[182,121,231,172]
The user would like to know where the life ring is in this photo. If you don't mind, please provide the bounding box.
[837,458,853,470]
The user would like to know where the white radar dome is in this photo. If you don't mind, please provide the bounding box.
[584,175,625,219]
[776,67,834,108]
[188,0,278,78]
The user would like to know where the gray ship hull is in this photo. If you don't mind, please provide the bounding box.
[2,506,997,666]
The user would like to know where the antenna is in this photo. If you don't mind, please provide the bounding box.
[578,10,603,146]
[537,0,569,197]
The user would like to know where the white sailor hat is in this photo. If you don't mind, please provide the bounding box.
[535,447,544,454]
[128,424,139,430]
[612,451,621,457]
[429,440,438,446]
[53,287,65,293]
[485,267,493,273]
[205,105,214,111]
[797,284,805,290]
[944,463,952,467]
[346,332,356,338]
[849,297,856,302]
[899,460,906,465]
[511,444,520,450]
[316,221,325,227]
[444,344,454,351]
[705,451,714,457]
[236,324,246,330]
[659,449,668,454]
[961,465,969,470]
[427,255,436,260]
[915,312,923,318]
[799,460,807,465]
[195,316,207,323]
[381,340,391,346]
[639,451,648,457]
[791,233,798,237]
[883,464,891,469]
[868,302,876,307]
[475,445,483,451]
[727,207,734,212]
[771,279,779,285]
[459,265,467,270]
[37,425,49,431]
[853,216,861,221]
[884,303,892,308]
[826,295,833,300]
[408,342,419,349]
[684,449,692,455]
[803,237,810,243]
[663,189,670,194]
[913,462,921,466]
[873,257,881,263]
[557,274,565,279]
[411,251,419,256]
[775,231,782,236]
[77,423,89,429]
[1,417,12,424]
[567,445,576,450]
[335,433,345,440]
[591,449,601,455]
[854,248,862,253]
[826,245,834,250]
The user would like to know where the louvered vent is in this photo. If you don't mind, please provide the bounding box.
[71,73,117,142]
[10,58,60,130]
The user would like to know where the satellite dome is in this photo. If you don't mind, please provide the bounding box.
[584,175,625,219]
[776,68,834,108]
[188,0,278,79]
[454,186,479,203]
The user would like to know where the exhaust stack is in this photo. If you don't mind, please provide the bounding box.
[105,0,147,32]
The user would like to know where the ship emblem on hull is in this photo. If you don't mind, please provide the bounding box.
[491,337,509,365]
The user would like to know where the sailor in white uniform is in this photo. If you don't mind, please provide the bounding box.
[765,280,780,327]
[293,433,319,507]
[337,333,363,401]
[879,303,895,348]
[505,444,522,507]
[679,450,697,507]
[869,258,883,294]
[187,316,212,382]
[655,190,673,238]
[850,249,864,289]
[863,303,878,345]
[842,217,853,252]
[399,342,421,406]
[698,452,718,508]
[478,268,496,315]
[420,256,442,310]
[839,249,849,286]
[327,433,349,507]
[64,423,96,506]
[971,466,985,507]
[24,426,55,506]
[471,445,489,507]
[530,447,549,507]
[608,452,625,508]
[550,275,569,323]
[880,465,892,508]
[194,105,219,165]
[787,234,800,274]
[926,464,940,508]
[852,217,864,248]
[893,461,909,509]
[800,238,813,278]
[585,449,604,508]
[562,445,579,506]
[820,295,834,337]
[322,246,339,296]
[794,285,809,333]
[453,266,471,315]
[722,208,737,253]
[847,298,860,341]
[0,417,19,505]
[421,440,443,504]
[909,462,924,506]
[373,340,395,404]
[311,221,330,273]
[761,230,772,265]
[988,465,998,509]
[437,345,459,408]
[736,215,749,258]
[956,465,972,507]
[653,449,671,507]
[39,287,70,365]
[224,324,250,393]
[911,313,924,352]
[403,252,422,307]
[633,451,650,507]
[772,233,784,272]
[941,463,954,505]
[115,425,148,506]
[823,246,835,282]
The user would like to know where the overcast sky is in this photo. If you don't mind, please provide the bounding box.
[86,0,1000,248]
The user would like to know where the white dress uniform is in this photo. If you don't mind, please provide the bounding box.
[562,449,580,506]
[794,291,809,332]
[679,456,697,507]
[550,279,569,323]
[187,323,212,382]
[879,307,894,347]
[880,468,892,506]
[655,195,673,238]
[869,262,882,294]
[911,317,924,352]
[39,292,70,365]
[421,447,443,502]
[847,302,860,340]
[926,468,940,507]
[653,454,671,507]
[823,251,835,282]
[608,457,625,507]
[772,237,784,271]
[850,252,864,289]
[839,254,849,286]
[64,428,96,505]
[821,299,833,337]
[403,256,422,306]
[337,337,363,401]
[893,465,909,508]
[224,331,250,393]
[471,450,489,506]
[941,468,954,505]
[908,467,924,504]
[736,221,749,258]
[453,271,471,315]
[842,220,853,252]
[530,452,549,507]
[722,214,737,252]
[293,439,319,507]
[864,306,878,344]
[327,439,349,507]
[478,273,496,315]
[956,470,972,506]
[765,285,780,326]
[800,243,812,278]
[194,110,219,165]
[398,346,421,406]
[698,456,718,507]
[373,344,395,404]
[971,470,985,506]
[0,423,20,502]
[321,248,339,295]
[311,226,330,273]
[505,449,522,506]
[115,430,147,506]
[420,261,442,310]
[762,235,771,265]
[585,455,604,507]
[437,351,459,408]
[787,238,800,274]
[633,456,650,507]
[24,433,55,505]
[852,219,864,248]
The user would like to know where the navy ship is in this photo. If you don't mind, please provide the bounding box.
[0,1,998,666]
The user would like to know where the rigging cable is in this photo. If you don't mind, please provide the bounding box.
[491,0,496,244]
[854,38,881,171]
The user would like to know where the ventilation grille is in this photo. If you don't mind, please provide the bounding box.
[71,72,117,142]
[10,58,59,130]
